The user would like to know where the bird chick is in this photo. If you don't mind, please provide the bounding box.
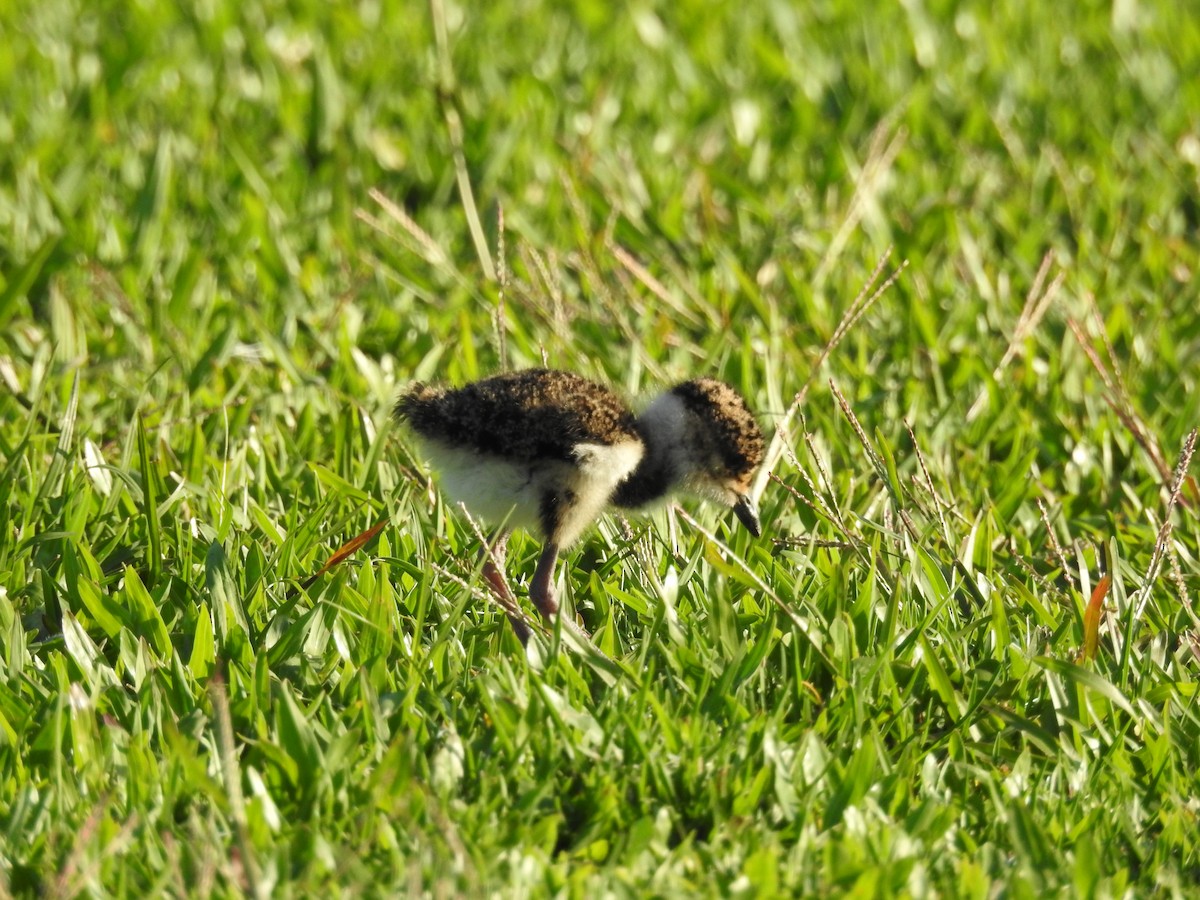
[395,369,764,641]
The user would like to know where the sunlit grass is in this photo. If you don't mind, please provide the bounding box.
[1,0,1198,895]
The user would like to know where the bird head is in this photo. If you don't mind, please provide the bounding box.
[641,378,765,537]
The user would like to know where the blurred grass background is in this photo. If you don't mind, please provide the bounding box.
[1,0,1198,895]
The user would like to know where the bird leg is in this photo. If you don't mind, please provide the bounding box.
[479,530,510,594]
[479,531,532,644]
[529,542,560,622]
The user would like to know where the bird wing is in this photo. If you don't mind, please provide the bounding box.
[397,369,642,462]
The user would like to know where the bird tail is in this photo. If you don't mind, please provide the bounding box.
[393,382,442,423]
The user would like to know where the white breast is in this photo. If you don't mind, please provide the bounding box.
[554,440,644,545]
[416,438,644,545]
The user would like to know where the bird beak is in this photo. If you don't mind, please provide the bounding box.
[733,493,761,538]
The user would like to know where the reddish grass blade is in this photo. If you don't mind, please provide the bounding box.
[301,518,390,589]
[1081,575,1110,663]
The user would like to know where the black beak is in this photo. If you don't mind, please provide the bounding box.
[733,493,761,538]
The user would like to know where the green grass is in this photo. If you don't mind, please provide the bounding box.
[2,0,1199,895]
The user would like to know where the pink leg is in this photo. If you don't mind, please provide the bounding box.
[529,543,560,621]
[480,532,531,644]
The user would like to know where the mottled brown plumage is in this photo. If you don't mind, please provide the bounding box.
[396,369,640,463]
[670,378,765,487]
